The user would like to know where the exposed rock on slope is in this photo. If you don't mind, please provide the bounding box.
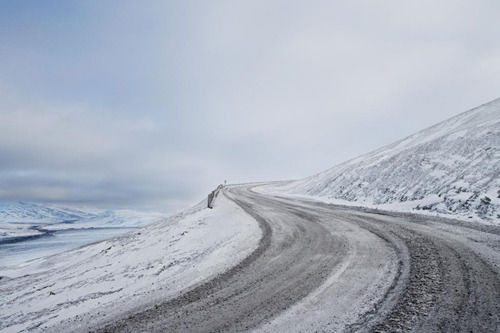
[267,98,500,222]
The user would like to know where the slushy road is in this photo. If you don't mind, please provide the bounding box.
[96,185,500,332]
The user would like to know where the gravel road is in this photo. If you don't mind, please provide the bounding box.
[94,185,500,332]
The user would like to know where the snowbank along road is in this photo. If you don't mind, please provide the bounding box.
[91,185,500,333]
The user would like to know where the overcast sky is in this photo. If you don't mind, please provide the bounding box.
[1,1,499,212]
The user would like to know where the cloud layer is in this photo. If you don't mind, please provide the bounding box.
[1,0,499,211]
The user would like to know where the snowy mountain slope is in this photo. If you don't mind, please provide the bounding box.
[262,98,500,223]
[0,194,261,332]
[0,201,163,227]
[0,201,165,242]
[0,202,95,243]
[0,201,96,224]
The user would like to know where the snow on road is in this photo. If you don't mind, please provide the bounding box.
[85,186,500,333]
[2,98,499,332]
[0,194,261,333]
[2,185,499,333]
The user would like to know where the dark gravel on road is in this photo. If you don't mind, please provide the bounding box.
[91,186,500,333]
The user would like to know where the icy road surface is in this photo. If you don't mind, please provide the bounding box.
[2,185,500,332]
[95,185,500,332]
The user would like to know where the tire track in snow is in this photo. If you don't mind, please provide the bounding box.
[92,187,348,332]
[87,186,500,333]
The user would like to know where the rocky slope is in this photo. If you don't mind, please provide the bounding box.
[265,98,500,223]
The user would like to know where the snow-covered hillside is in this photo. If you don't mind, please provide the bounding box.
[0,202,164,241]
[0,194,260,332]
[0,201,163,227]
[263,98,500,223]
[0,202,96,224]
[0,202,167,267]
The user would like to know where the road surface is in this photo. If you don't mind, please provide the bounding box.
[94,185,500,332]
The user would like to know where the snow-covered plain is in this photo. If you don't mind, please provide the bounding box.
[0,194,261,332]
[261,98,500,224]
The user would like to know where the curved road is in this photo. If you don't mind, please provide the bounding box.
[95,185,500,332]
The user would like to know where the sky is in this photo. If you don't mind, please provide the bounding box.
[1,0,499,212]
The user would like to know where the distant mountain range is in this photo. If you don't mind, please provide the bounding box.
[0,201,165,242]
[0,201,97,224]
[0,201,164,227]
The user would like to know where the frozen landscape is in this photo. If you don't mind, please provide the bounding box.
[3,2,500,332]
[1,99,499,332]
[0,202,165,267]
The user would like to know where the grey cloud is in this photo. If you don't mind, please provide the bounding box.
[1,0,499,211]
